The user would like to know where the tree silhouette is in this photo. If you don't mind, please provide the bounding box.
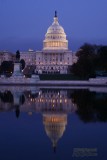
[71,43,98,78]
[20,59,25,70]
[1,61,14,77]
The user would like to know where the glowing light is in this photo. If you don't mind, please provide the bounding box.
[28,112,32,116]
[60,99,62,103]
[53,99,55,103]
[65,99,67,103]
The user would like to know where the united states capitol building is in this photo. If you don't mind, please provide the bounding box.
[0,11,77,74]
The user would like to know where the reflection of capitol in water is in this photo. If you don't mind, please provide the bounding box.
[23,90,76,113]
[43,114,67,150]
[0,87,77,149]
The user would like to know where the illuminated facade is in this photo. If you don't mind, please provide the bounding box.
[43,11,68,51]
[20,11,77,74]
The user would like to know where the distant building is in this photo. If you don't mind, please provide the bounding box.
[0,51,15,65]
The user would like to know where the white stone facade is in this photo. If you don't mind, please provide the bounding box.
[35,50,73,74]
[20,12,76,74]
[20,50,36,66]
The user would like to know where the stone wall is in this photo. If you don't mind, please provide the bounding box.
[0,75,40,84]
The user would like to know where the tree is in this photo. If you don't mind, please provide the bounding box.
[20,59,25,70]
[0,65,2,75]
[71,43,96,79]
[1,61,14,77]
[0,91,13,103]
[97,46,107,71]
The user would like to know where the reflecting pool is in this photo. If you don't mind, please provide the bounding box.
[0,86,107,160]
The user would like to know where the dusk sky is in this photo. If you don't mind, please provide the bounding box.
[0,0,107,52]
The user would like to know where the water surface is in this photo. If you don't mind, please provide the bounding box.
[0,86,107,160]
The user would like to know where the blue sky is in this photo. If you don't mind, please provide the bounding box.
[0,0,107,51]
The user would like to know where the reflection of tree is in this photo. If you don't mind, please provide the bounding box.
[0,91,13,103]
[19,95,25,105]
[71,90,107,122]
[94,96,107,122]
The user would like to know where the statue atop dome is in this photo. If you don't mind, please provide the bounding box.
[55,11,57,17]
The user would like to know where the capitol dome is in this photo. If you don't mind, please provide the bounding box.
[43,11,68,50]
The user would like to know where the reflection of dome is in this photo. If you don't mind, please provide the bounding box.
[43,11,68,51]
[43,114,67,150]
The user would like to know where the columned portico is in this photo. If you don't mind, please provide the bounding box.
[36,65,68,74]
